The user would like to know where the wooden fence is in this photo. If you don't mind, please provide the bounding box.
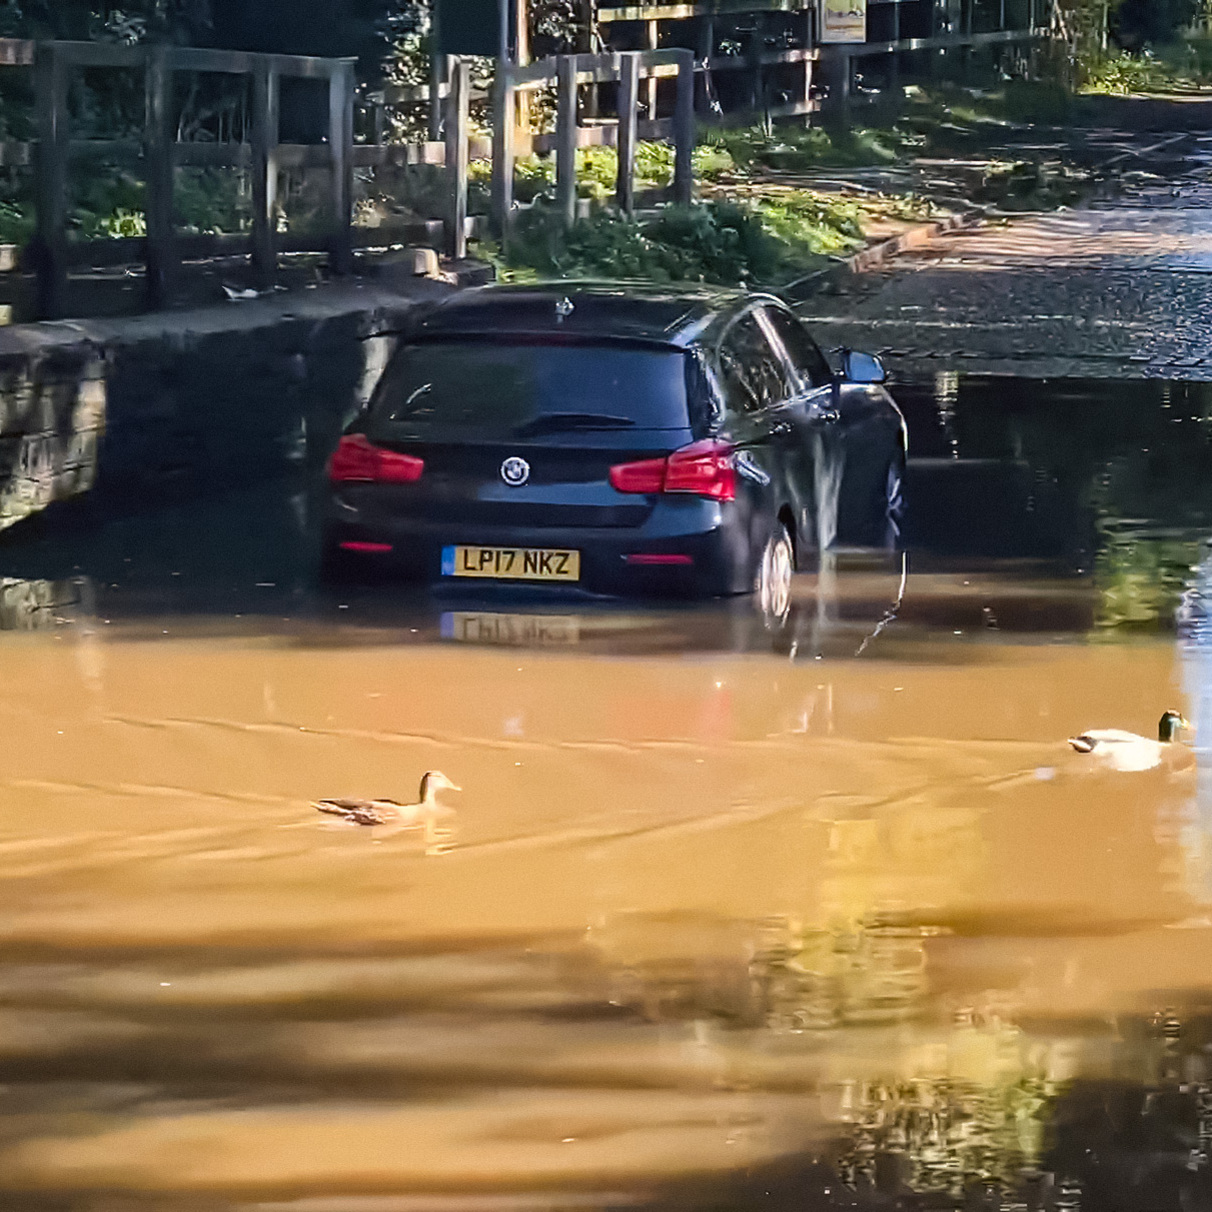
[0,3,1050,320]
[11,40,359,318]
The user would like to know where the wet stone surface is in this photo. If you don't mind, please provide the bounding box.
[797,134,1212,379]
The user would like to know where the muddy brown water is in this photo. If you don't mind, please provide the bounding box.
[3,377,1212,1210]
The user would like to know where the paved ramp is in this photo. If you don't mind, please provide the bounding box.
[797,135,1212,379]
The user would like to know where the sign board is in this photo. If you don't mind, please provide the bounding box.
[820,0,867,43]
[436,0,503,57]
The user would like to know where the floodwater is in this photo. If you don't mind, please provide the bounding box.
[2,377,1212,1210]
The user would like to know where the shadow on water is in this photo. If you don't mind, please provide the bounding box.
[3,377,1212,1209]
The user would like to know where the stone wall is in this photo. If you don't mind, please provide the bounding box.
[0,280,449,535]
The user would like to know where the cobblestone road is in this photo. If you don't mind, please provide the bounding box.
[796,134,1212,380]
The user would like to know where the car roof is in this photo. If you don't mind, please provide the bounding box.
[409,281,775,348]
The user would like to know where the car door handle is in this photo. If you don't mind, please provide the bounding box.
[815,408,840,424]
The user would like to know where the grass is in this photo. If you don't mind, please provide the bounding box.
[705,124,915,174]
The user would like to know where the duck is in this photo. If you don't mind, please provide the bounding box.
[314,771,461,838]
[1067,711,1191,773]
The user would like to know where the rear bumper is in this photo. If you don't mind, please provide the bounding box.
[324,497,754,598]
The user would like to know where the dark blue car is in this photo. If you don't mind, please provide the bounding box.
[323,282,906,621]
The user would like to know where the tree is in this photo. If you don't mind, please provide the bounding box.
[1112,0,1201,49]
[0,1,213,42]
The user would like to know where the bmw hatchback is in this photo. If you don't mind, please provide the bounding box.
[323,282,906,618]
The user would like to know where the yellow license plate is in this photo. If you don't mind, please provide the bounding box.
[441,612,580,646]
[441,545,580,582]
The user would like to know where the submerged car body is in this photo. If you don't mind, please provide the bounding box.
[323,282,906,612]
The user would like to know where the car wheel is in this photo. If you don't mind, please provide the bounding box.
[881,453,906,548]
[754,524,794,627]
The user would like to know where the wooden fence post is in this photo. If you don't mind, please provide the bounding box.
[33,41,68,321]
[889,0,901,97]
[748,16,764,120]
[251,58,280,290]
[696,17,715,115]
[328,59,355,275]
[429,52,448,141]
[144,45,176,309]
[445,56,470,259]
[672,49,694,207]
[823,50,851,129]
[615,52,639,214]
[490,63,515,237]
[930,0,943,79]
[643,20,659,118]
[803,7,814,123]
[555,54,578,227]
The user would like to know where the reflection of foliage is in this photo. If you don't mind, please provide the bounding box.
[837,1072,1055,1198]
[757,920,931,1031]
[1093,527,1202,633]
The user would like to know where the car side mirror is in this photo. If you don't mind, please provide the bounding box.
[842,350,886,384]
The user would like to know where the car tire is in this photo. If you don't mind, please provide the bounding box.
[754,523,794,628]
[867,453,906,552]
[880,453,906,549]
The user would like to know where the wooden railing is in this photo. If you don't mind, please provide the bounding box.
[489,48,697,245]
[13,39,358,319]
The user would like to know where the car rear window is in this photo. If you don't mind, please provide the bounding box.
[367,339,696,439]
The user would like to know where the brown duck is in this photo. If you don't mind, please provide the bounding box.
[314,770,461,832]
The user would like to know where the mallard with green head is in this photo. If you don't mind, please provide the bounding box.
[1068,711,1191,773]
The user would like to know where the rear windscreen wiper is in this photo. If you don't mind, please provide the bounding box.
[514,412,637,436]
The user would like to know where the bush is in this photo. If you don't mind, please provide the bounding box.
[489,193,868,288]
[496,199,783,286]
[1081,49,1173,94]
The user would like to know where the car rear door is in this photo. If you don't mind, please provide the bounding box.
[755,305,843,553]
[712,310,806,555]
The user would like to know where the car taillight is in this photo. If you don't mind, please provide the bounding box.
[665,440,736,500]
[609,440,736,502]
[608,454,666,495]
[328,434,424,484]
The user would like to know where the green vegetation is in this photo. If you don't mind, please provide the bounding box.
[484,200,783,286]
[485,186,903,288]
[1081,49,1178,94]
[973,159,1087,211]
[705,124,914,174]
[1074,37,1212,95]
[1093,529,1202,632]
